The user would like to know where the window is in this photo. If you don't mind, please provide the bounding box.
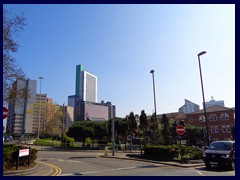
[222,125,226,133]
[199,115,205,123]
[211,126,215,133]
[220,113,229,121]
[226,125,231,133]
[209,114,217,121]
[189,118,193,122]
[211,126,219,133]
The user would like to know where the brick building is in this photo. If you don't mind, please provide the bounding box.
[185,106,235,141]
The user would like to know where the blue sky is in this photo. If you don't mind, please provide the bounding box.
[3,4,235,118]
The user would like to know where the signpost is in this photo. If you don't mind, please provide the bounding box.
[176,124,186,164]
[3,107,8,119]
[176,124,186,136]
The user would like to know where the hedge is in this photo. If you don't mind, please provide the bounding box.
[144,145,203,161]
[3,144,38,171]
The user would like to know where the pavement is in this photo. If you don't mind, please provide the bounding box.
[3,148,205,176]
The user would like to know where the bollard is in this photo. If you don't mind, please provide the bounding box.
[104,146,108,157]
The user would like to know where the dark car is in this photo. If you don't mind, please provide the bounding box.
[203,141,235,170]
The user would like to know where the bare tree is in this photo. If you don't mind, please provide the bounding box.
[3,9,27,105]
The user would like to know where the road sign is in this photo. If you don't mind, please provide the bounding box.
[3,107,8,119]
[176,124,186,135]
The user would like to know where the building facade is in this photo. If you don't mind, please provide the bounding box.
[75,64,97,103]
[68,64,116,122]
[185,106,235,141]
[6,79,37,136]
[205,97,225,108]
[179,99,200,114]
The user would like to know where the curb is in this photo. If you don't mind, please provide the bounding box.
[3,164,39,176]
[102,155,205,168]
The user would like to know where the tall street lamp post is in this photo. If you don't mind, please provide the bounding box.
[150,70,158,125]
[197,51,209,146]
[38,77,43,139]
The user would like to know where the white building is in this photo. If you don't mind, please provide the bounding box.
[76,64,97,103]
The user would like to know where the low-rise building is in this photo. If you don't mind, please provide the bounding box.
[185,106,235,141]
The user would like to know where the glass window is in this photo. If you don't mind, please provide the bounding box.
[211,126,215,133]
[220,113,229,120]
[199,115,205,123]
[209,114,217,121]
[222,125,226,133]
[215,126,219,133]
[226,125,231,133]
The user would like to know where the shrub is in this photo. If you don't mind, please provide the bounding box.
[144,145,203,161]
[144,145,179,160]
[181,146,203,161]
[3,144,37,171]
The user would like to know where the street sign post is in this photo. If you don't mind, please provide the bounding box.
[3,107,8,119]
[176,124,186,164]
[176,124,186,136]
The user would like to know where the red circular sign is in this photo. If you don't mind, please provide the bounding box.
[3,107,8,119]
[176,124,186,135]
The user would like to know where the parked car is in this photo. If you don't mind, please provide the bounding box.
[203,141,235,170]
[4,135,13,143]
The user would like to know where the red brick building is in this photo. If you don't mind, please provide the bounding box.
[185,106,235,141]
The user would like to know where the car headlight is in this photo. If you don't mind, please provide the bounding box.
[221,154,230,158]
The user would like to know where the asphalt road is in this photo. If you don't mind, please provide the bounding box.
[36,151,235,176]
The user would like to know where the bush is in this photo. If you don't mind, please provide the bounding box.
[144,145,203,161]
[181,146,203,161]
[3,144,37,171]
[144,145,179,161]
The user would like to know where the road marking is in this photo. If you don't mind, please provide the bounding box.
[36,161,62,176]
[194,169,205,176]
[60,166,137,176]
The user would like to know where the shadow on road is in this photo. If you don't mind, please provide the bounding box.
[195,166,234,172]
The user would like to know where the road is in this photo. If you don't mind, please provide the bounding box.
[35,151,235,176]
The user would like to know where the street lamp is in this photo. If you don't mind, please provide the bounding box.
[150,70,158,124]
[38,77,43,139]
[197,51,209,146]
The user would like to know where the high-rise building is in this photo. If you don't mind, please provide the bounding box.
[75,64,97,103]
[68,64,116,121]
[6,79,37,136]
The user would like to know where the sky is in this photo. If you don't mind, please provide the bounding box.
[3,4,235,119]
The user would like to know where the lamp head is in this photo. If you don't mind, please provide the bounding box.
[198,51,207,56]
[150,70,154,74]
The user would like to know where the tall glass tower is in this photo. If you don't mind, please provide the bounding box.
[75,64,97,103]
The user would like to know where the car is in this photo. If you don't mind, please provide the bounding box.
[203,140,235,170]
[4,135,13,143]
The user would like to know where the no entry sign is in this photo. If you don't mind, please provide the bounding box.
[176,124,186,135]
[3,107,8,119]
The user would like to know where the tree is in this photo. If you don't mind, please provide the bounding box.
[139,110,148,133]
[3,9,27,105]
[161,114,171,145]
[127,112,137,137]
[67,121,95,147]
[185,125,203,146]
[44,104,62,138]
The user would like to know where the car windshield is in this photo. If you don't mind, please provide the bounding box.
[208,142,233,151]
